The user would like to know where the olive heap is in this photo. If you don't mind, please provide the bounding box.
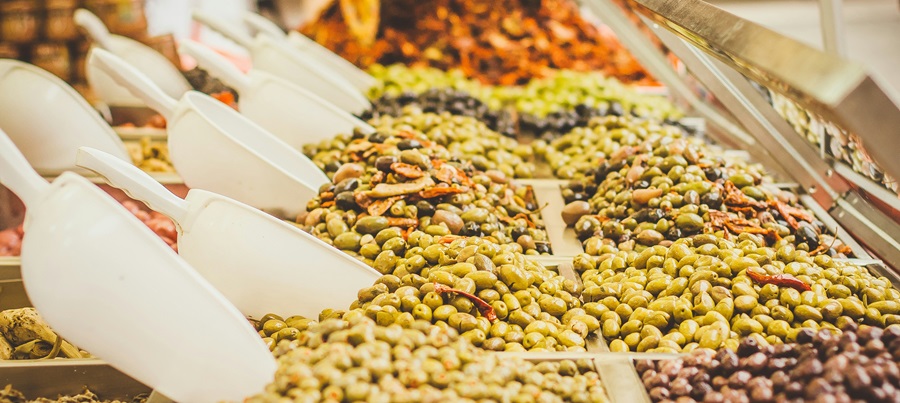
[572,234,900,353]
[299,127,551,258]
[350,235,593,351]
[637,324,900,403]
[247,312,610,402]
[361,89,518,138]
[547,116,845,256]
[367,110,536,179]
[366,64,498,108]
[366,65,684,139]
[495,70,683,137]
[304,110,536,180]
[534,115,698,180]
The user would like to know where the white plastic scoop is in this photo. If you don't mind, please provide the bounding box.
[179,40,375,149]
[191,10,371,115]
[0,60,131,174]
[0,128,275,403]
[241,12,377,92]
[77,146,381,319]
[90,48,328,218]
[75,9,191,107]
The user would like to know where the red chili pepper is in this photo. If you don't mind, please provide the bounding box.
[746,269,811,292]
[433,282,497,322]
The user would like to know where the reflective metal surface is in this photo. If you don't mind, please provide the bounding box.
[628,0,900,184]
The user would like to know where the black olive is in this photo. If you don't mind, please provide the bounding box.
[375,156,398,172]
[665,227,683,240]
[334,178,359,194]
[351,127,369,140]
[397,139,423,150]
[510,226,528,240]
[335,192,356,210]
[703,167,723,181]
[701,191,723,209]
[397,91,416,103]
[795,223,820,250]
[415,201,435,217]
[534,242,551,254]
[461,221,483,237]
[324,161,342,173]
[368,132,388,143]
[567,181,584,193]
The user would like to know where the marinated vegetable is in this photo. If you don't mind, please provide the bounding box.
[248,311,609,402]
[0,308,84,360]
[547,116,842,253]
[301,0,654,85]
[300,123,551,256]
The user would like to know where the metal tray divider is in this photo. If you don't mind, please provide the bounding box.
[578,0,760,157]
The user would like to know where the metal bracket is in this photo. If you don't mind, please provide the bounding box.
[640,19,846,207]
[579,0,756,153]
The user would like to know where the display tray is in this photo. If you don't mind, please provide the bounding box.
[114,126,168,142]
[0,360,151,401]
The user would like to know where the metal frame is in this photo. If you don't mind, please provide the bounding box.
[579,0,756,151]
[585,0,900,271]
[626,0,900,185]
[819,0,847,57]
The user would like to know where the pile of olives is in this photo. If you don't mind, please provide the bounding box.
[367,110,537,178]
[350,235,594,351]
[249,311,609,402]
[299,127,551,256]
[362,89,517,138]
[572,233,900,353]
[638,324,900,403]
[366,64,499,109]
[533,115,695,180]
[365,65,685,139]
[304,111,537,180]
[546,115,840,255]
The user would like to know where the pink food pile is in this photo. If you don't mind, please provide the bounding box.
[0,200,178,257]
[121,201,178,251]
[0,224,23,256]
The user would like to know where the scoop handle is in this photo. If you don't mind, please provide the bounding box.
[179,41,250,93]
[76,147,189,224]
[242,13,285,39]
[192,10,254,49]
[89,49,178,119]
[74,9,114,50]
[0,129,50,207]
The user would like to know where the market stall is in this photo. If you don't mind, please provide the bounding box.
[0,0,898,401]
